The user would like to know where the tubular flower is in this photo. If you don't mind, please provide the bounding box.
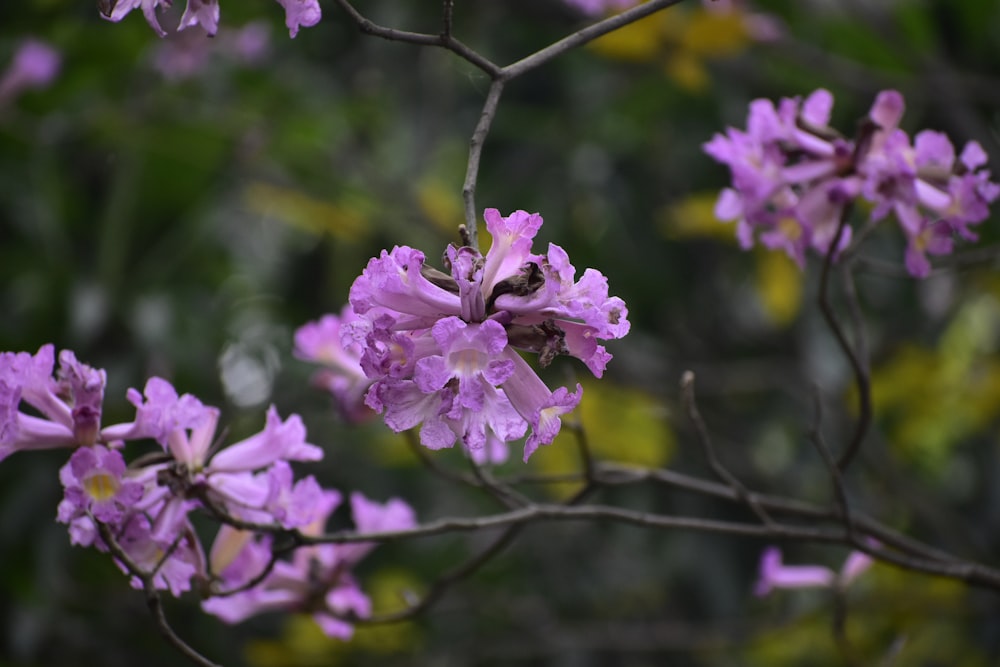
[754,546,874,597]
[202,491,415,639]
[100,0,319,38]
[294,307,374,424]
[704,88,999,277]
[344,208,629,461]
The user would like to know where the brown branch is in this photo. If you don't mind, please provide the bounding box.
[807,384,855,543]
[96,521,222,667]
[501,0,690,79]
[681,371,775,527]
[816,206,872,471]
[331,0,501,76]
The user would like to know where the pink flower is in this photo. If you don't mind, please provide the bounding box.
[345,208,628,461]
[0,39,60,105]
[57,446,144,525]
[704,88,999,277]
[275,0,321,38]
[754,546,873,597]
[294,307,374,424]
[202,492,414,639]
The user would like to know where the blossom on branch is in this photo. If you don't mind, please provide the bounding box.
[202,491,416,639]
[0,344,336,597]
[341,208,630,461]
[754,546,873,596]
[704,88,999,277]
[100,0,319,38]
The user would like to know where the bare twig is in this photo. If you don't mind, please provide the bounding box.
[96,522,222,667]
[816,208,872,471]
[502,0,690,79]
[441,0,454,39]
[331,0,500,76]
[807,385,855,543]
[462,77,506,247]
[681,371,775,526]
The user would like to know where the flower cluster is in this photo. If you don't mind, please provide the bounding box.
[300,208,630,463]
[0,344,413,637]
[203,491,415,637]
[704,89,999,277]
[101,0,320,38]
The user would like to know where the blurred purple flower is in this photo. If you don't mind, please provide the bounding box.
[151,21,271,81]
[275,0,322,38]
[754,546,873,597]
[294,307,374,424]
[0,39,60,106]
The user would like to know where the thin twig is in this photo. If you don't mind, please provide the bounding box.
[502,0,690,79]
[461,77,505,248]
[404,429,483,488]
[332,0,501,76]
[96,522,222,667]
[816,207,872,471]
[680,371,775,527]
[441,0,454,39]
[807,384,855,543]
[467,455,533,508]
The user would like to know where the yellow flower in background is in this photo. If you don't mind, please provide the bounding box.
[658,191,739,241]
[870,293,1000,470]
[244,181,369,241]
[532,379,675,498]
[589,2,771,92]
[753,250,803,327]
[659,193,803,328]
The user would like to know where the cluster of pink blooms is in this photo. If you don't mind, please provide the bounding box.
[0,345,414,638]
[704,89,1000,277]
[296,208,630,463]
[101,0,320,38]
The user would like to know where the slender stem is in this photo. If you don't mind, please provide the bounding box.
[807,384,855,542]
[441,0,454,38]
[681,371,774,526]
[96,522,223,667]
[332,0,501,76]
[462,77,506,248]
[816,207,872,471]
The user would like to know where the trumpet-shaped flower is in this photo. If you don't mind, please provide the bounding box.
[344,208,628,461]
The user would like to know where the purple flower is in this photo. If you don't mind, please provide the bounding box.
[0,39,60,105]
[0,346,108,461]
[294,307,374,423]
[347,208,628,460]
[754,546,873,597]
[57,445,144,525]
[115,513,204,596]
[105,376,212,445]
[143,402,323,535]
[178,0,220,35]
[202,490,408,639]
[275,0,321,38]
[705,88,999,278]
[102,0,174,37]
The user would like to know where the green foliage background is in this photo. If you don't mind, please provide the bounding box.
[3,0,1000,665]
